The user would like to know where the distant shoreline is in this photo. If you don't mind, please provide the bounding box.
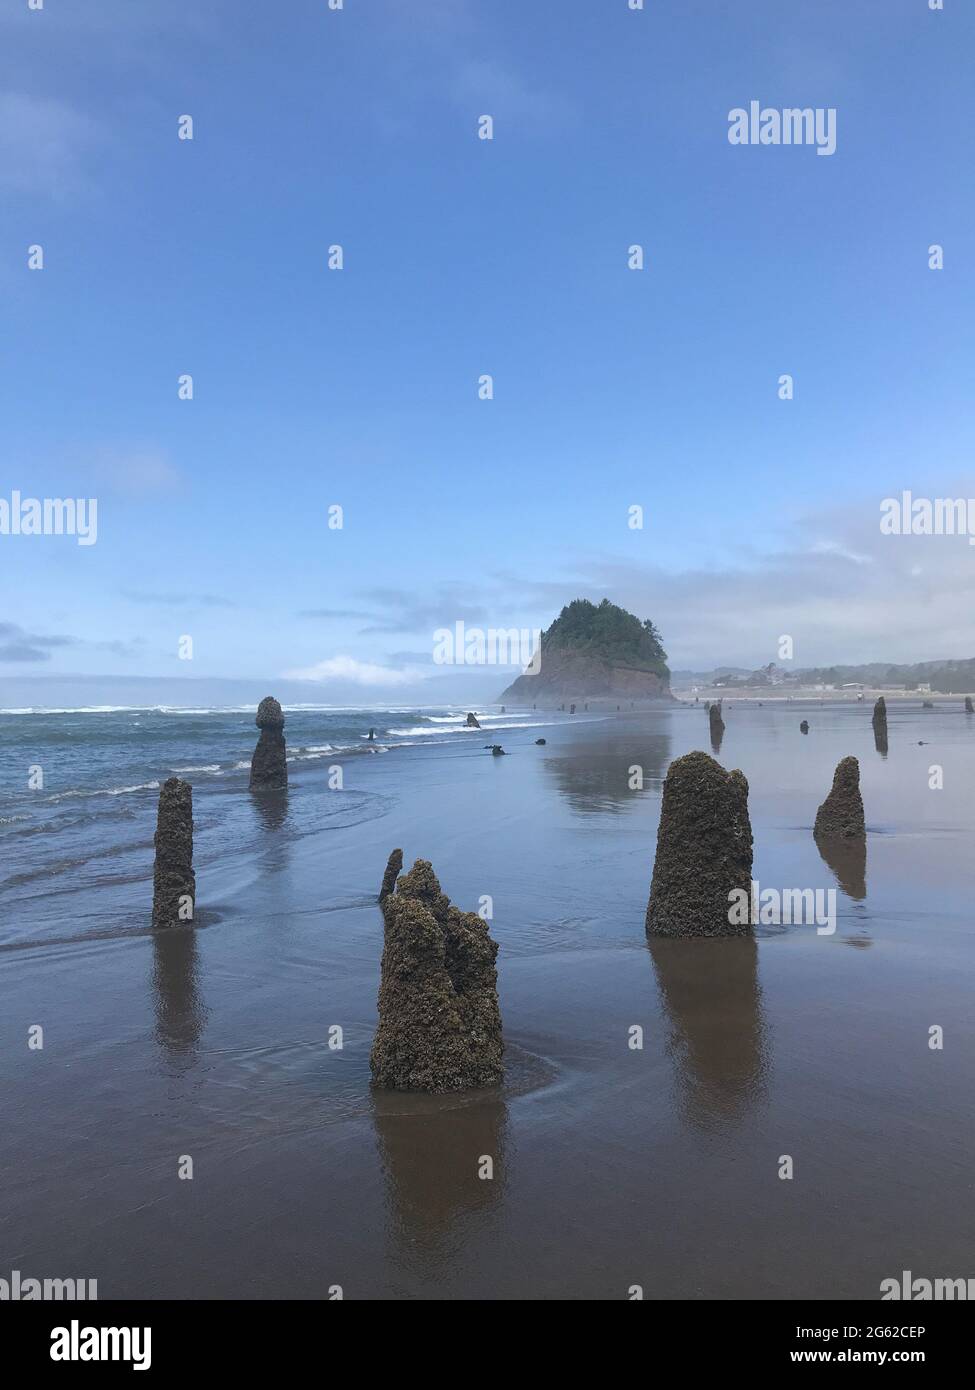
[672,687,975,702]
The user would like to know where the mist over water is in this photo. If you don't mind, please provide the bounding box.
[1,699,973,1298]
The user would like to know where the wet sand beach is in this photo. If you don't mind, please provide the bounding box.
[1,701,973,1299]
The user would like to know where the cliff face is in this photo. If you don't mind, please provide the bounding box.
[498,599,672,706]
[501,649,670,705]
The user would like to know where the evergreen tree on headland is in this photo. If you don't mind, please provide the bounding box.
[542,598,669,676]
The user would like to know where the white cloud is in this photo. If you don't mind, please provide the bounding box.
[492,487,975,670]
[282,655,417,687]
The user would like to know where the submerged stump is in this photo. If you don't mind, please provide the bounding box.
[371,859,503,1091]
[814,756,866,840]
[152,777,195,929]
[250,695,287,788]
[378,848,403,903]
[709,700,725,754]
[645,751,753,938]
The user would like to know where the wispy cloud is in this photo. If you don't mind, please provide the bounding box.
[297,607,374,621]
[91,449,184,497]
[354,582,492,635]
[450,58,575,135]
[294,584,496,638]
[93,638,145,658]
[367,2,572,142]
[0,0,218,53]
[388,649,436,666]
[489,491,975,669]
[282,655,417,687]
[0,622,74,663]
[0,624,147,664]
[123,591,235,609]
[0,93,101,199]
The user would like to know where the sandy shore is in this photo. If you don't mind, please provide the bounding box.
[674,686,975,702]
[2,701,974,1297]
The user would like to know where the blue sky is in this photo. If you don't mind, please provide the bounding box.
[1,0,973,698]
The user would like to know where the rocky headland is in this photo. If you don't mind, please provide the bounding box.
[499,598,672,707]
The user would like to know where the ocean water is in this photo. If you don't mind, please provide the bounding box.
[0,704,548,948]
[1,698,973,1298]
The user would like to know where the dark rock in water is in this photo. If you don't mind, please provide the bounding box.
[371,859,503,1091]
[379,848,403,903]
[250,696,287,788]
[152,777,195,929]
[465,712,481,729]
[922,700,934,709]
[800,720,809,734]
[646,752,753,938]
[966,696,974,714]
[816,831,867,901]
[814,756,865,840]
[708,700,725,754]
[535,738,546,745]
[872,696,888,756]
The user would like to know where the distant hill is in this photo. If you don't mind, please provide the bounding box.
[673,657,975,694]
[796,658,975,693]
[500,598,672,706]
[671,666,753,686]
